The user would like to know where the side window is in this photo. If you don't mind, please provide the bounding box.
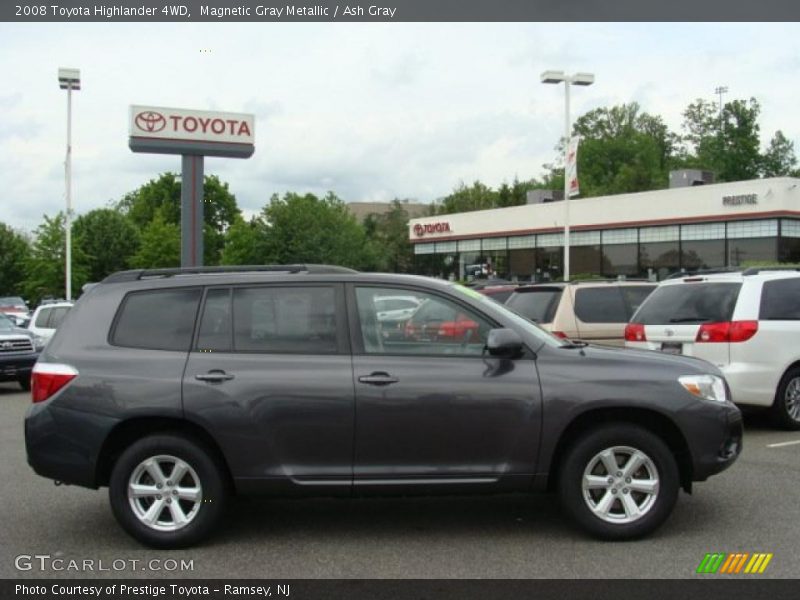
[233,286,338,354]
[355,287,493,356]
[760,278,800,320]
[49,306,70,329]
[197,289,232,352]
[574,288,628,323]
[112,288,202,351]
[620,286,656,318]
[35,308,52,328]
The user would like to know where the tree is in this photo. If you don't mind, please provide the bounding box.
[436,181,498,215]
[72,209,140,282]
[129,211,180,269]
[220,216,270,265]
[254,192,380,270]
[24,213,89,304]
[562,103,678,196]
[364,200,415,273]
[681,98,762,182]
[0,222,31,296]
[761,130,797,177]
[118,172,241,265]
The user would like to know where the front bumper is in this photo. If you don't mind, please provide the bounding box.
[0,353,38,382]
[688,403,743,482]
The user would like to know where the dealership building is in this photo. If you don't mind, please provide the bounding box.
[408,176,800,282]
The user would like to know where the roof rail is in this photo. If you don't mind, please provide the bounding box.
[102,264,358,283]
[742,265,800,276]
[568,278,652,285]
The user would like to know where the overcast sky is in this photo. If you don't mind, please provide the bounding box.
[2,22,799,233]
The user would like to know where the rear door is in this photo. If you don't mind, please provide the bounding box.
[349,284,542,492]
[630,280,742,365]
[182,284,354,494]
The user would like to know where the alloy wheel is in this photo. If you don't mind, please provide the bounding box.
[127,455,203,532]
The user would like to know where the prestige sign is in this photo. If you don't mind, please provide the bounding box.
[722,193,758,206]
[130,105,254,145]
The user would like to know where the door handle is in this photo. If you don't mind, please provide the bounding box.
[358,372,399,386]
[195,370,235,383]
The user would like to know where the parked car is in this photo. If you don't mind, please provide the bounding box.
[28,301,73,342]
[26,265,741,548]
[477,284,519,304]
[0,296,30,320]
[505,280,656,346]
[0,312,43,390]
[625,267,800,429]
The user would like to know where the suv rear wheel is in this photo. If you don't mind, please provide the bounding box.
[770,367,800,431]
[558,424,679,540]
[109,434,228,548]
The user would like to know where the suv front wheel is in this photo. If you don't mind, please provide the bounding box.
[770,367,800,431]
[109,434,228,548]
[558,424,679,540]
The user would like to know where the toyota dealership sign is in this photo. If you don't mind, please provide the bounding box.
[130,105,255,146]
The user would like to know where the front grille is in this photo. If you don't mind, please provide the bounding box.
[0,338,33,353]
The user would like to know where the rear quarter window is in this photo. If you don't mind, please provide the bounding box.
[633,282,742,325]
[111,288,202,351]
[760,278,800,320]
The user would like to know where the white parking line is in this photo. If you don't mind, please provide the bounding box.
[767,440,800,448]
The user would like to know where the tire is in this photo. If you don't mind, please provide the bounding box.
[18,376,31,391]
[557,424,679,540]
[109,433,228,548]
[769,368,800,431]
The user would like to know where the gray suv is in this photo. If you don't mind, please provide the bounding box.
[25,265,742,547]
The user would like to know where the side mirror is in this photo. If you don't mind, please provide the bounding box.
[486,328,524,359]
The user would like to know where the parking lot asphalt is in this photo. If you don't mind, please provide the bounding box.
[1,382,798,579]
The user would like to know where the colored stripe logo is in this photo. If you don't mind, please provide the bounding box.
[697,553,773,574]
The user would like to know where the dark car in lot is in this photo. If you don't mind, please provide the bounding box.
[25,265,742,548]
[0,312,42,390]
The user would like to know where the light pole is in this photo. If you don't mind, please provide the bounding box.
[541,70,594,281]
[714,85,728,130]
[58,68,80,301]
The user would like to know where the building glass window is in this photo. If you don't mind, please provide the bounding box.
[640,225,679,243]
[508,235,536,249]
[602,228,637,245]
[681,222,725,241]
[726,220,778,239]
[782,219,800,239]
[780,238,800,263]
[640,241,680,280]
[602,244,638,277]
[570,245,602,278]
[509,248,536,281]
[728,238,777,266]
[457,239,481,252]
[681,240,726,270]
[535,246,563,282]
[414,243,435,255]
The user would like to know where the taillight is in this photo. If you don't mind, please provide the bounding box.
[624,323,647,342]
[552,331,569,339]
[31,363,78,403]
[696,321,758,343]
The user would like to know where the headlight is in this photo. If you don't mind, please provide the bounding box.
[678,374,728,403]
[33,335,47,351]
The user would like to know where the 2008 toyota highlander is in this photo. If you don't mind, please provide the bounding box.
[25,265,742,547]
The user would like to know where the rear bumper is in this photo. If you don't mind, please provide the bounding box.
[0,353,38,382]
[25,401,119,489]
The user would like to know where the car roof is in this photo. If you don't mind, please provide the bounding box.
[658,269,800,287]
[34,302,74,309]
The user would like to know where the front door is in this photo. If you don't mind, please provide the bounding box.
[349,284,542,492]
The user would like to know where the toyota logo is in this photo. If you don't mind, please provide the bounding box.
[413,224,424,237]
[135,110,167,133]
[665,328,675,337]
[1,341,11,349]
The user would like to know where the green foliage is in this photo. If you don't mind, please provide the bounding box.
[363,200,415,272]
[436,181,498,214]
[24,213,89,304]
[72,209,140,282]
[117,172,241,265]
[129,211,180,269]
[761,130,798,177]
[0,222,31,296]
[220,216,270,265]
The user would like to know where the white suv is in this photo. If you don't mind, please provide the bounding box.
[625,268,800,429]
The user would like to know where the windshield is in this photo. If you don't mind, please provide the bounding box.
[505,288,562,324]
[0,296,26,309]
[0,313,15,331]
[450,283,567,349]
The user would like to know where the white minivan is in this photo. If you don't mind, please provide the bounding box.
[28,301,74,342]
[625,268,800,429]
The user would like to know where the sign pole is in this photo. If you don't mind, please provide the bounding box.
[181,155,204,267]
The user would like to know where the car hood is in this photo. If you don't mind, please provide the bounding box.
[562,342,722,377]
[0,327,34,339]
